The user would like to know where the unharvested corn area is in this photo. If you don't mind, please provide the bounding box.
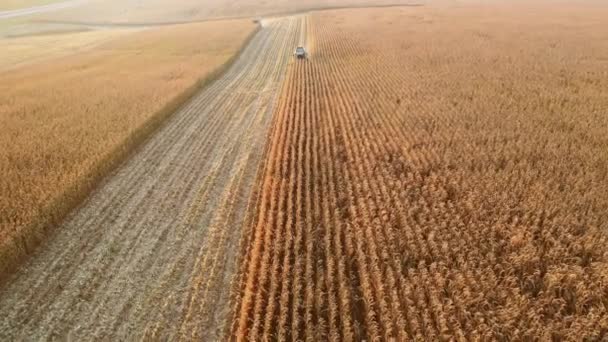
[0,19,255,278]
[231,4,608,340]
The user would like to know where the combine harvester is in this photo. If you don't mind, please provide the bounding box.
[294,46,307,59]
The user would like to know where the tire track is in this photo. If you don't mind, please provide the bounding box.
[0,15,302,341]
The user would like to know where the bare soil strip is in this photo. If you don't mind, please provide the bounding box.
[0,15,301,341]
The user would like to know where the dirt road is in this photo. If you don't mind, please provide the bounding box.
[0,16,301,341]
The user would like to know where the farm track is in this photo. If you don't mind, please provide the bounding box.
[0,16,301,341]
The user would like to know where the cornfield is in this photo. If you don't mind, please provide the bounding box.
[231,5,608,340]
[0,19,257,280]
[1,1,607,340]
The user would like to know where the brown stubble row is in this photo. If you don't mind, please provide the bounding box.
[231,5,608,341]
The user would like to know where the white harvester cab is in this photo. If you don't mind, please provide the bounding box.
[294,46,307,59]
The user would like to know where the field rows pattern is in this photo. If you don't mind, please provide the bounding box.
[0,16,301,341]
[231,8,608,340]
[1,4,607,341]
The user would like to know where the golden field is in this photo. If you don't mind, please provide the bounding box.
[1,0,608,339]
[231,3,608,340]
[0,28,138,71]
[0,18,257,279]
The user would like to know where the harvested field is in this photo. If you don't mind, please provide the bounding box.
[231,5,608,340]
[0,19,256,279]
[0,16,301,340]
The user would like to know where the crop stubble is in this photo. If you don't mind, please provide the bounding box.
[231,5,608,340]
[0,16,302,341]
